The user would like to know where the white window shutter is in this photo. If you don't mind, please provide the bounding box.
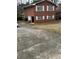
[47,6,48,11]
[53,6,55,11]
[43,16,45,20]
[36,16,38,20]
[43,6,44,11]
[52,15,55,19]
[36,6,37,11]
[47,16,48,19]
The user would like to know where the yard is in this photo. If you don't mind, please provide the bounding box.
[17,21,61,59]
[18,21,61,33]
[31,23,61,33]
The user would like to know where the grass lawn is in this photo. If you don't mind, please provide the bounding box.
[18,21,61,33]
[31,23,61,33]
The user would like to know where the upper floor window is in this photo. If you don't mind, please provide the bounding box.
[36,5,44,12]
[47,5,55,11]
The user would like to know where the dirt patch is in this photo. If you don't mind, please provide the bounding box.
[17,26,61,59]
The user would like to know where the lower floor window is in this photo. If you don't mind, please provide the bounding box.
[47,15,55,20]
[36,15,55,20]
[47,16,52,20]
[36,16,45,20]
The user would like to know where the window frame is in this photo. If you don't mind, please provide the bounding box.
[36,16,45,20]
[47,5,55,11]
[47,5,53,11]
[36,5,44,12]
[47,16,52,20]
[47,15,55,20]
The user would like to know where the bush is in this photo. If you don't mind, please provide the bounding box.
[17,16,24,21]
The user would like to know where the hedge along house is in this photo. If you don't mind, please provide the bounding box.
[23,0,57,23]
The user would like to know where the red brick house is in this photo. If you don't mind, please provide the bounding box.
[23,0,57,23]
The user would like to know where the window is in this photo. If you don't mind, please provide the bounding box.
[47,5,52,11]
[47,5,55,11]
[47,15,55,20]
[36,16,45,20]
[36,5,44,12]
[47,16,52,20]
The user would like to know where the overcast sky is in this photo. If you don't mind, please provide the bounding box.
[17,0,28,4]
[22,0,32,4]
[22,0,28,4]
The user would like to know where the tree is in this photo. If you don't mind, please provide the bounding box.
[55,3,61,20]
[17,3,25,21]
[26,2,30,5]
[32,0,38,4]
[51,0,59,4]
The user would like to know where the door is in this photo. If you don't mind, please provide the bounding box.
[32,16,34,23]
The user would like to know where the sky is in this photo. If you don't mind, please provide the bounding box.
[22,0,28,4]
[17,0,28,4]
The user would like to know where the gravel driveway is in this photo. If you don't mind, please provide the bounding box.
[17,25,61,59]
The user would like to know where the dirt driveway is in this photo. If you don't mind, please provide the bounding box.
[17,22,61,59]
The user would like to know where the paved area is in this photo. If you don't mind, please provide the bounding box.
[17,22,61,59]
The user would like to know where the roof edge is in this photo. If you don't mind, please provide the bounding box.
[24,0,57,9]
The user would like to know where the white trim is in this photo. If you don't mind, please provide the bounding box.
[33,4,36,5]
